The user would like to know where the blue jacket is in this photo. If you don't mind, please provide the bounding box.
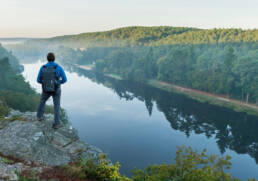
[37,62,67,84]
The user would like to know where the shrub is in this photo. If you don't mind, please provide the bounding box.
[131,146,243,181]
[63,154,131,181]
[0,100,9,117]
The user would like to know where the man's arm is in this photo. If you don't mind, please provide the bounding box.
[37,67,43,84]
[58,66,67,84]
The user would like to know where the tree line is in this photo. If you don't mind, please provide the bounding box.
[56,42,258,104]
[0,57,39,114]
[30,26,258,47]
[0,44,23,72]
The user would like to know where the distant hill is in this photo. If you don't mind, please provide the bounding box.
[5,26,258,59]
[30,26,258,47]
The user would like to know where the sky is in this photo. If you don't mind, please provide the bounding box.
[0,0,257,38]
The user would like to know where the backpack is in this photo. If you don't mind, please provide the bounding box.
[41,65,58,93]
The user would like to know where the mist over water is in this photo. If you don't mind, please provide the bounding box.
[22,61,258,180]
[0,39,28,45]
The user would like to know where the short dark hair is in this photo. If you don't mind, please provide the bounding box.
[47,52,55,62]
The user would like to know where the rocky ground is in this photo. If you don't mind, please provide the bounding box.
[0,110,103,180]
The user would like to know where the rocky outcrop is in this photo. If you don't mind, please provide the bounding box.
[0,110,103,180]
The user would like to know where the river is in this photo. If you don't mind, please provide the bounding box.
[22,60,258,180]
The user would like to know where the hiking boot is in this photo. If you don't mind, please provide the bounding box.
[52,123,62,130]
[37,117,44,122]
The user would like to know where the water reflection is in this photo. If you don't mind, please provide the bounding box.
[64,63,258,165]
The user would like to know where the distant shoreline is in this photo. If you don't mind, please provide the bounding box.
[76,64,258,117]
[148,79,258,117]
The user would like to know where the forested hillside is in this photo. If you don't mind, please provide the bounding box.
[56,42,258,105]
[32,26,258,47]
[0,44,23,72]
[0,58,39,114]
[0,46,43,114]
[5,26,258,58]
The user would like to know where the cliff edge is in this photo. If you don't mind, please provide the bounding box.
[0,110,102,180]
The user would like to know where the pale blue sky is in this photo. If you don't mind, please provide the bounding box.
[0,0,257,38]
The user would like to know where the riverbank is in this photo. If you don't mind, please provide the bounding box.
[148,79,258,117]
[76,64,258,117]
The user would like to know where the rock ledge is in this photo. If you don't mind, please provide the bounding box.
[0,110,102,180]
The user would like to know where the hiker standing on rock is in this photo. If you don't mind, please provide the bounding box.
[36,52,67,129]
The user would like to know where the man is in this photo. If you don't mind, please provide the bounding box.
[36,52,67,129]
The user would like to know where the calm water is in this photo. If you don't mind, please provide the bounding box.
[22,61,258,180]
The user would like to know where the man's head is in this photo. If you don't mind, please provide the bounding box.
[47,52,55,62]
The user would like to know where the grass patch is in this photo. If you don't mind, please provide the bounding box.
[75,148,84,154]
[0,100,10,117]
[2,157,15,164]
[0,116,5,122]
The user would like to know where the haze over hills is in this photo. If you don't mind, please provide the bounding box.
[26,26,258,47]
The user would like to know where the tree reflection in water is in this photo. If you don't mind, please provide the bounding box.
[65,64,258,164]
